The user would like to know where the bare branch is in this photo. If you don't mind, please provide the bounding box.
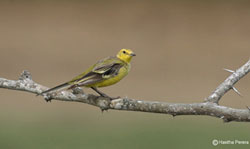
[205,60,250,103]
[0,60,250,122]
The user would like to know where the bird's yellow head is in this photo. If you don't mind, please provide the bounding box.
[116,49,136,63]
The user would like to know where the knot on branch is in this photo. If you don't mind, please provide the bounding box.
[96,97,111,111]
[110,98,132,110]
[19,70,32,81]
[43,93,54,102]
[72,87,84,94]
[110,98,124,109]
[84,94,111,111]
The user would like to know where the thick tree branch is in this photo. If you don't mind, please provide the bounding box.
[0,60,250,122]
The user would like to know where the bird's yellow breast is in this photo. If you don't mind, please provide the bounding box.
[88,64,130,88]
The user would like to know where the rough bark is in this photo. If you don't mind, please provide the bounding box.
[0,60,250,122]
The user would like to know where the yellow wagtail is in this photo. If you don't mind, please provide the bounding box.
[41,49,136,99]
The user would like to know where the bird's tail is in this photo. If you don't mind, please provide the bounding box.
[41,82,70,94]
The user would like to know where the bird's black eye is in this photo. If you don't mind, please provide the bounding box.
[123,51,126,54]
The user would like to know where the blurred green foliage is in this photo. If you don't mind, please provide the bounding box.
[0,108,249,149]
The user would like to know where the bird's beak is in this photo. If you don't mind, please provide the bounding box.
[130,53,136,56]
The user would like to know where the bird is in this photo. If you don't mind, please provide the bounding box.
[41,49,136,99]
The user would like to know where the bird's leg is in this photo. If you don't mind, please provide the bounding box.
[90,87,121,100]
[91,87,110,98]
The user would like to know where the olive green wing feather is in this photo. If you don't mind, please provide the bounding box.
[69,57,124,87]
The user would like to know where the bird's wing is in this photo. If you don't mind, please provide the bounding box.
[69,57,124,86]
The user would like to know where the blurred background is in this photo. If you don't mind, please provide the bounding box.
[1,0,250,148]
